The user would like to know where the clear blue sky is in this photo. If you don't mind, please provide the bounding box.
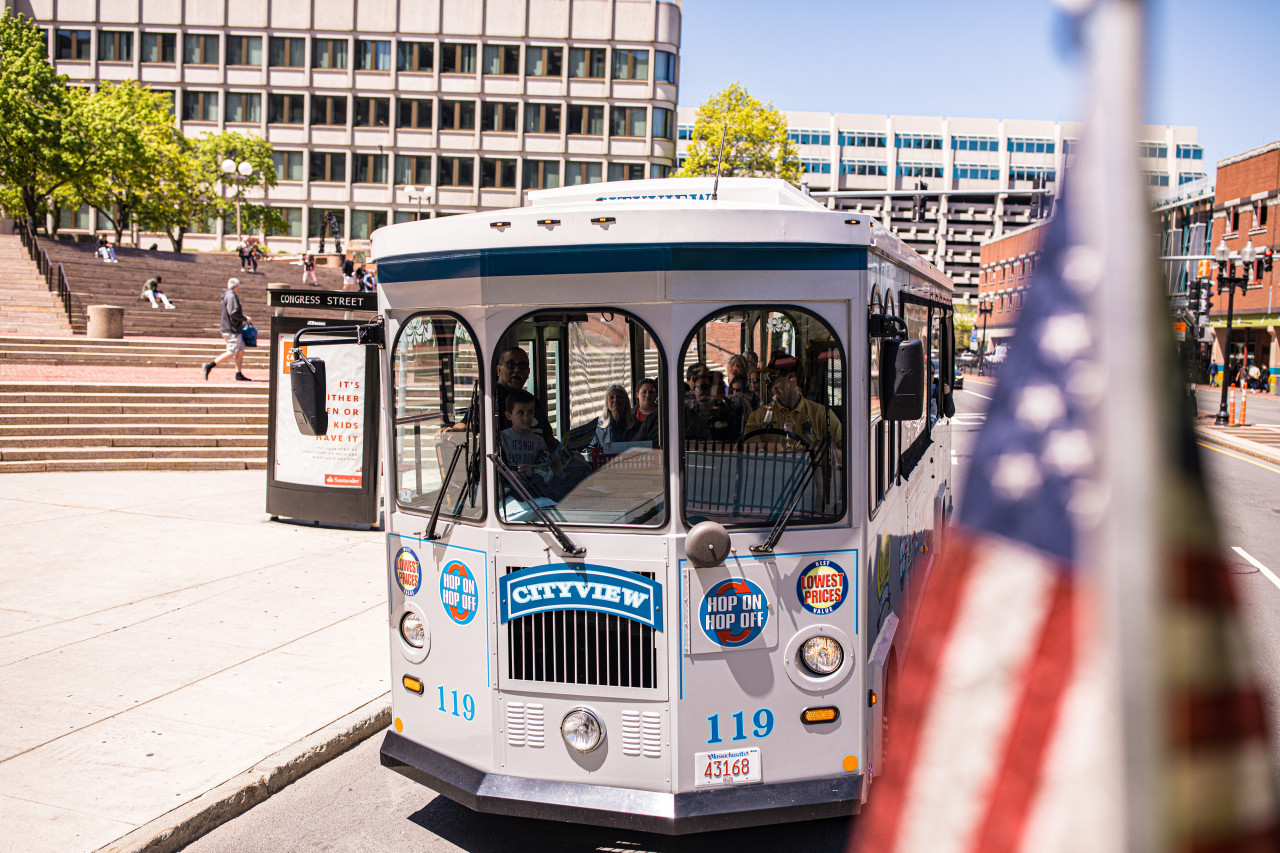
[676,0,1280,172]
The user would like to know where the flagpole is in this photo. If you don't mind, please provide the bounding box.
[1083,1,1162,850]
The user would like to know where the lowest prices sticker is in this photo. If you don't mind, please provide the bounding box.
[796,560,847,616]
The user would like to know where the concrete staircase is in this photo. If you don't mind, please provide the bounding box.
[0,382,268,472]
[0,335,270,370]
[0,236,76,336]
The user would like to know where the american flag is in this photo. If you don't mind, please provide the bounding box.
[852,2,1278,849]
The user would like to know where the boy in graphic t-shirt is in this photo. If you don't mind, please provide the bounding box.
[499,388,552,484]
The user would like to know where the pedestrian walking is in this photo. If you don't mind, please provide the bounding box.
[97,235,118,263]
[140,275,175,309]
[342,256,355,290]
[301,253,318,285]
[248,242,260,274]
[203,278,252,381]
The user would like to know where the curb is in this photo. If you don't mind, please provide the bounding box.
[97,695,391,853]
[1194,427,1280,467]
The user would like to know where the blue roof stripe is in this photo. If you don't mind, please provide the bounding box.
[376,243,867,283]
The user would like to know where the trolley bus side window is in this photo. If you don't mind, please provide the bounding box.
[391,313,484,521]
[493,310,667,528]
[680,306,846,529]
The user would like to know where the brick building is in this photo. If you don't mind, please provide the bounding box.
[974,219,1047,354]
[1207,140,1279,383]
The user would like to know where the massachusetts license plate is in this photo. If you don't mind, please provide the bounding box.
[694,748,762,787]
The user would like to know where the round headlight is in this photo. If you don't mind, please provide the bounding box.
[561,708,604,752]
[800,635,844,676]
[400,612,425,648]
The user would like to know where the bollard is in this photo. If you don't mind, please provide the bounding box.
[86,304,124,339]
[1240,388,1248,426]
[1228,387,1236,426]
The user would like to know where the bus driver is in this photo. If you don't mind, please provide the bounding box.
[744,354,842,462]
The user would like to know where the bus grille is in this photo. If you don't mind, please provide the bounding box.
[504,568,658,690]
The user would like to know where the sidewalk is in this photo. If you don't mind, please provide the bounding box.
[0,470,389,853]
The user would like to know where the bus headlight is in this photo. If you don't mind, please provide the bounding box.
[561,707,605,752]
[800,635,844,676]
[400,612,426,648]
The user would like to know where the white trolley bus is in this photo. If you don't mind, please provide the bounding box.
[288,178,957,833]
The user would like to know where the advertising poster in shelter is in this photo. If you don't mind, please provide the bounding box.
[272,333,366,488]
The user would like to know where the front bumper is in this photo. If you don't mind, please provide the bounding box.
[380,730,863,835]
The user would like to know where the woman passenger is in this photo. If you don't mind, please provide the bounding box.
[634,377,660,447]
[595,384,639,449]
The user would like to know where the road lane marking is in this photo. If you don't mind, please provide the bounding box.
[961,389,993,401]
[1196,442,1280,476]
[1232,547,1280,592]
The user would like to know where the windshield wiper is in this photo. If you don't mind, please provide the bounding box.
[750,436,831,555]
[424,385,480,541]
[489,452,586,557]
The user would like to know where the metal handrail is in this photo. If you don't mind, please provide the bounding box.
[14,221,77,327]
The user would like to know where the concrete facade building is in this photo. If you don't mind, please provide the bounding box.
[677,109,1202,297]
[1207,140,1280,380]
[15,0,682,251]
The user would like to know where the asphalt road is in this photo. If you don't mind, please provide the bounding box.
[183,383,1280,851]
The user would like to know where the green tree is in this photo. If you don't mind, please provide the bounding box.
[202,131,278,245]
[954,305,976,351]
[676,83,800,185]
[74,80,179,244]
[0,10,91,234]
[136,133,219,251]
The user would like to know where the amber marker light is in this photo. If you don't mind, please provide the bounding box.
[591,217,616,224]
[402,675,424,694]
[536,218,561,226]
[490,221,511,229]
[845,218,860,225]
[869,690,879,706]
[801,706,840,725]
[394,717,403,733]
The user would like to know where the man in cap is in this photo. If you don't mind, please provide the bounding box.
[203,278,252,381]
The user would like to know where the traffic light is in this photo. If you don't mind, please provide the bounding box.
[1187,278,1201,310]
[912,181,926,222]
[1201,282,1213,314]
[1265,247,1274,273]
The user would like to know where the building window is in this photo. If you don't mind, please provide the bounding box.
[181,91,218,122]
[525,45,562,77]
[398,40,432,72]
[226,35,262,67]
[481,158,517,188]
[953,165,999,180]
[354,97,390,128]
[654,50,676,83]
[439,100,476,131]
[482,44,520,76]
[152,88,176,114]
[650,163,670,179]
[396,154,432,186]
[272,150,304,181]
[612,48,648,80]
[98,31,133,62]
[268,93,305,125]
[350,210,386,240]
[677,123,693,140]
[1176,144,1204,160]
[1178,171,1207,185]
[1141,172,1169,187]
[481,101,519,133]
[141,32,176,63]
[225,92,261,123]
[838,131,886,147]
[567,104,604,136]
[610,105,645,138]
[524,103,561,134]
[566,161,602,185]
[1257,203,1268,228]
[788,129,831,146]
[523,160,559,189]
[951,135,997,151]
[353,154,388,184]
[1138,142,1168,159]
[309,208,343,239]
[1063,138,1080,154]
[653,107,674,141]
[895,133,942,150]
[268,36,305,68]
[441,43,476,74]
[310,151,346,183]
[437,156,475,187]
[569,47,607,78]
[1009,166,1057,183]
[312,38,348,69]
[58,203,92,231]
[55,29,91,60]
[801,159,830,174]
[897,163,942,178]
[311,95,348,126]
[608,163,645,181]
[183,34,219,65]
[397,99,433,129]
[267,207,303,238]
[1229,208,1240,232]
[355,39,391,71]
[840,160,887,176]
[1007,137,1055,154]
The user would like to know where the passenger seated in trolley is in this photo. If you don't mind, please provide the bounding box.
[744,354,843,463]
[493,346,555,448]
[684,368,746,442]
[632,378,660,447]
[499,388,554,485]
[593,384,640,449]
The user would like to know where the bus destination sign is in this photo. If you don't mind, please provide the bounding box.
[269,289,377,312]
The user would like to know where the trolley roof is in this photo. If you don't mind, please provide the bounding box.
[372,177,953,296]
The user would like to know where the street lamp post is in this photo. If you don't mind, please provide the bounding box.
[403,185,432,220]
[978,299,993,376]
[220,158,255,248]
[1213,238,1255,426]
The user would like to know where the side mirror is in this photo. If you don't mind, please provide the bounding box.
[879,339,926,421]
[290,357,328,436]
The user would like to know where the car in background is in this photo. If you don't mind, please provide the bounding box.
[934,359,964,391]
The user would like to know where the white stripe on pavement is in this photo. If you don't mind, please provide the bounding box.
[1232,546,1280,592]
[962,388,994,400]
